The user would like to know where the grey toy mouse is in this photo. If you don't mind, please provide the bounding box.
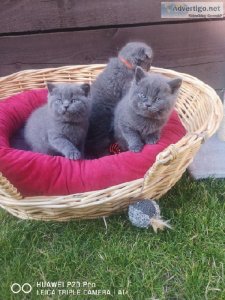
[128,199,172,232]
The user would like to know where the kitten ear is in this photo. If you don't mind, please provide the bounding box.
[135,67,146,83]
[142,47,152,60]
[168,78,182,94]
[81,83,90,97]
[46,82,56,94]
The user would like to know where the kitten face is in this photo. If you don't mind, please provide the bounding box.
[119,42,153,71]
[130,67,182,117]
[47,83,90,122]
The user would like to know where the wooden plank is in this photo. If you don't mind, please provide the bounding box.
[0,20,225,90]
[173,61,225,90]
[0,0,224,34]
[0,0,167,33]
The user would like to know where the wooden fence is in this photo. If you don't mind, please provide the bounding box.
[0,0,224,96]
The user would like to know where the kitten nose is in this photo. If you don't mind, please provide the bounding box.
[63,100,70,109]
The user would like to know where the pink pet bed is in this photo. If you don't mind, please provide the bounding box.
[0,89,186,196]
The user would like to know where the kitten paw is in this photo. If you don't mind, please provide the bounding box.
[146,135,159,145]
[66,150,82,160]
[129,144,144,153]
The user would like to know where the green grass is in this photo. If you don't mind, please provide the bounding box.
[0,174,225,300]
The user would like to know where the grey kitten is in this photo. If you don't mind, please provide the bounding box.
[114,67,182,152]
[85,41,153,158]
[24,82,91,160]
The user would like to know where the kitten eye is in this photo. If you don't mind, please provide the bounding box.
[137,58,143,65]
[72,98,79,103]
[138,92,147,100]
[57,99,62,103]
[154,97,160,102]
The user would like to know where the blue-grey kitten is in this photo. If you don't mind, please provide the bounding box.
[85,42,153,158]
[24,82,91,160]
[114,67,182,152]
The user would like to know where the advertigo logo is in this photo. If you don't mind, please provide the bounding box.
[11,283,32,294]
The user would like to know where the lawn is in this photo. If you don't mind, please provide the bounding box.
[0,174,224,300]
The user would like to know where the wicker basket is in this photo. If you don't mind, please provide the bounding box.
[0,65,223,221]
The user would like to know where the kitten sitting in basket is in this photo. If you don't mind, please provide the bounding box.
[114,67,182,153]
[24,82,91,160]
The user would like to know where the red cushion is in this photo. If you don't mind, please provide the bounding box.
[0,89,186,196]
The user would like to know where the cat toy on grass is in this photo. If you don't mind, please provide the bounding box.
[128,199,172,233]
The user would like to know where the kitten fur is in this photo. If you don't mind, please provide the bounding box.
[85,41,153,158]
[114,67,182,152]
[24,82,91,160]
